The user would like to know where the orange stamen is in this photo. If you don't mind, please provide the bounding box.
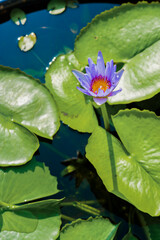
[91,76,111,94]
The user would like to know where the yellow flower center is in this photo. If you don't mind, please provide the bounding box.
[91,76,111,94]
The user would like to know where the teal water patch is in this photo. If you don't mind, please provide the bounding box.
[0,3,118,83]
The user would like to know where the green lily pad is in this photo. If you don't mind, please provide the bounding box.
[0,66,60,138]
[18,32,37,52]
[74,2,160,104]
[45,53,98,132]
[1,210,38,233]
[0,113,39,166]
[10,8,26,25]
[0,159,61,238]
[0,206,61,240]
[47,0,66,15]
[0,66,60,166]
[0,158,59,204]
[59,217,119,240]
[75,2,160,63]
[108,40,160,104]
[86,109,160,216]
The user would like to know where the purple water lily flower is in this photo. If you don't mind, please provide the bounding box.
[72,51,124,105]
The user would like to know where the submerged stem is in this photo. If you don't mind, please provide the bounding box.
[136,210,151,240]
[61,200,101,216]
[100,104,110,131]
[61,214,75,222]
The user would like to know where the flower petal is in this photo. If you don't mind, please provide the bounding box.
[111,69,124,86]
[97,51,105,77]
[97,88,106,97]
[105,62,110,80]
[88,58,97,78]
[85,66,92,79]
[109,60,114,79]
[93,97,108,105]
[109,59,114,70]
[115,69,124,81]
[110,64,116,80]
[85,71,92,83]
[88,57,94,68]
[72,70,90,90]
[77,87,97,97]
[104,86,114,96]
[77,87,92,96]
[88,90,97,97]
[108,88,122,97]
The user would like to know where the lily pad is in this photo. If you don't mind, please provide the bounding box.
[0,66,60,139]
[0,206,61,240]
[86,109,160,216]
[47,0,66,15]
[0,113,39,166]
[10,8,26,25]
[59,217,119,240]
[0,158,59,204]
[45,53,98,133]
[0,66,60,166]
[108,40,160,104]
[74,2,160,104]
[18,32,37,52]
[0,159,61,239]
[0,211,38,233]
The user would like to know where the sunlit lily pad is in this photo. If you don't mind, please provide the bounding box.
[74,2,160,104]
[0,113,39,166]
[86,109,160,216]
[0,159,61,239]
[10,8,26,25]
[47,0,66,15]
[0,66,60,166]
[45,52,98,133]
[0,211,38,233]
[0,66,60,139]
[18,32,37,52]
[59,217,119,240]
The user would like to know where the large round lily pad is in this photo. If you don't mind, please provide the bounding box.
[0,66,60,166]
[86,109,160,216]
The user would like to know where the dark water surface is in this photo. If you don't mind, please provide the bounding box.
[0,3,118,81]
